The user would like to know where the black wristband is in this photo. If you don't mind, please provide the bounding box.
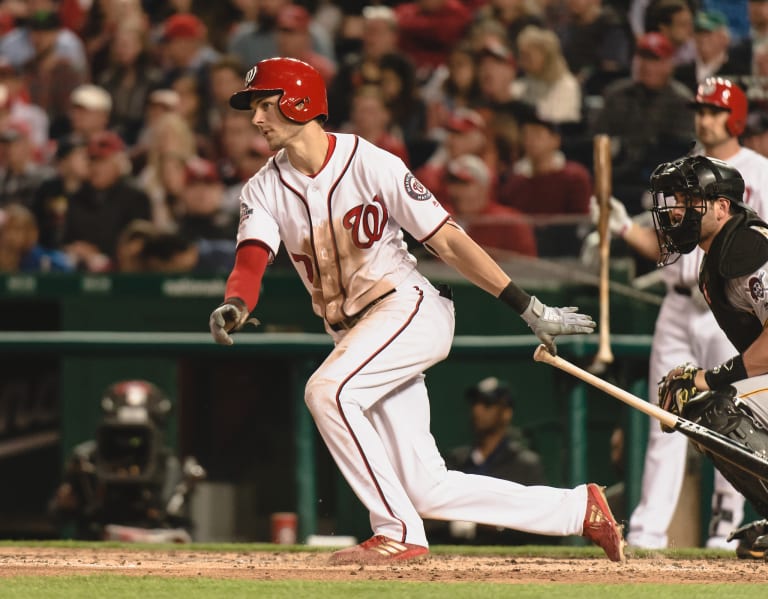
[498,281,531,314]
[704,354,748,389]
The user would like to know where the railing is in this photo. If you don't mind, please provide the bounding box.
[0,330,652,541]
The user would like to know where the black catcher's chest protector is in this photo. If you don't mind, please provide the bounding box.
[699,211,768,352]
[683,389,768,517]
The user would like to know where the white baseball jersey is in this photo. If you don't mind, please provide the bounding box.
[237,133,450,325]
[234,132,596,547]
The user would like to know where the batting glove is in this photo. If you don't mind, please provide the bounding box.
[209,298,258,345]
[520,296,596,355]
[589,195,633,238]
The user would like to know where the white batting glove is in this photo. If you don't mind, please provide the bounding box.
[209,298,258,345]
[521,296,596,355]
[589,195,633,238]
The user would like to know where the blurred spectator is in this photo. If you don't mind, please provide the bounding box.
[742,109,768,157]
[394,0,473,82]
[326,5,399,130]
[591,32,695,213]
[512,25,582,123]
[556,0,633,96]
[476,39,520,108]
[222,133,273,214]
[205,55,245,138]
[31,133,89,250]
[426,376,549,545]
[0,203,73,272]
[274,4,336,86]
[674,10,749,93]
[498,109,591,255]
[67,84,112,142]
[0,0,87,75]
[343,84,410,166]
[62,131,151,271]
[137,112,197,228]
[421,41,484,135]
[175,156,236,241]
[78,0,147,81]
[216,108,262,182]
[170,71,214,157]
[729,0,768,74]
[131,88,181,172]
[377,52,430,166]
[227,0,335,68]
[416,108,492,206]
[158,12,219,88]
[643,0,696,66]
[0,63,49,151]
[97,21,163,146]
[113,218,158,272]
[445,153,537,258]
[0,120,50,207]
[140,230,235,273]
[22,8,86,138]
[475,0,547,51]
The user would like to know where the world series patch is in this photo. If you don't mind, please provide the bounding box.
[403,172,432,201]
[240,203,254,224]
[749,272,765,302]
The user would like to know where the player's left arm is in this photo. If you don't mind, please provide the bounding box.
[693,268,768,390]
[425,221,595,353]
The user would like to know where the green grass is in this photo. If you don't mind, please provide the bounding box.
[1,541,764,598]
[1,578,767,599]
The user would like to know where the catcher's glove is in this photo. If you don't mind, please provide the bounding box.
[658,362,700,432]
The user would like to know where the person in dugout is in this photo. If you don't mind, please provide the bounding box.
[48,380,206,542]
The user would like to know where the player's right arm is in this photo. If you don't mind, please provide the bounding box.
[590,195,660,262]
[425,220,595,354]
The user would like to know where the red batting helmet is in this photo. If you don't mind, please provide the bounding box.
[691,77,748,137]
[229,57,328,123]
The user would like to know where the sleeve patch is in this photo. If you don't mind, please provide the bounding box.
[749,271,766,303]
[404,172,433,201]
[239,203,254,224]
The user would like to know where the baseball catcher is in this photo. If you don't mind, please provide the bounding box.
[651,155,768,558]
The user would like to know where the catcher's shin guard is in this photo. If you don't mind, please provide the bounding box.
[682,389,768,518]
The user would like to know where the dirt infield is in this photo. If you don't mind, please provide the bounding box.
[0,547,766,583]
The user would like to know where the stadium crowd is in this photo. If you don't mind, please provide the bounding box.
[0,0,766,273]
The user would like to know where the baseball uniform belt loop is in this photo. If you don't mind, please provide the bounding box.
[436,284,453,300]
[673,285,692,296]
[329,289,396,331]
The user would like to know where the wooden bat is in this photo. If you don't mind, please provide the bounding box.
[592,135,614,370]
[533,345,768,482]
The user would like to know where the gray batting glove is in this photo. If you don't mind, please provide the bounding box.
[209,298,257,345]
[589,195,632,237]
[520,296,596,355]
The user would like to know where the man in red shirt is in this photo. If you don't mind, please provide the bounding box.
[446,153,537,258]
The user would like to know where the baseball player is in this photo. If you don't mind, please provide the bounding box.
[594,78,768,550]
[649,155,768,559]
[208,57,625,564]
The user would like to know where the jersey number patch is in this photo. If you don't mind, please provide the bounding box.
[343,196,388,249]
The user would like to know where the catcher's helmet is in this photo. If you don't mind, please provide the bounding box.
[100,380,172,426]
[649,155,745,265]
[690,77,748,137]
[229,57,328,123]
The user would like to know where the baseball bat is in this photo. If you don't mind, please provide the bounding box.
[533,344,768,482]
[592,135,614,370]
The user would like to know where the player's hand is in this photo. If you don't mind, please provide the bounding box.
[209,298,257,345]
[589,195,632,237]
[520,296,596,355]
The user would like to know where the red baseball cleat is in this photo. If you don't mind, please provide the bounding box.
[329,535,429,565]
[582,483,626,562]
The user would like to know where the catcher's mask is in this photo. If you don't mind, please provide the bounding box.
[650,155,745,266]
[95,380,172,484]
